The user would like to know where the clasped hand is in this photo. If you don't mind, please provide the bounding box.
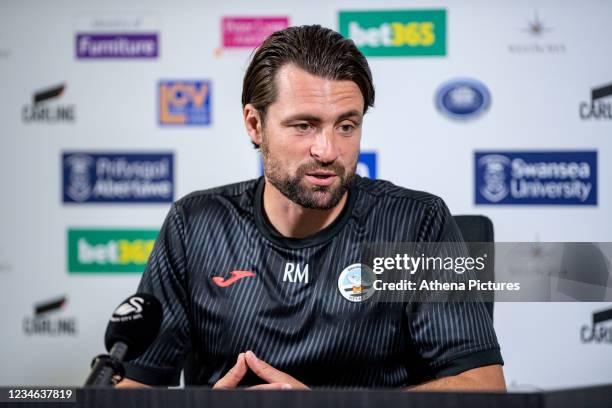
[212,351,309,390]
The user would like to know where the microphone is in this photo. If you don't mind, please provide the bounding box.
[84,293,162,386]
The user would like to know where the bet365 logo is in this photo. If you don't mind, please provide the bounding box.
[339,10,446,57]
[67,229,158,273]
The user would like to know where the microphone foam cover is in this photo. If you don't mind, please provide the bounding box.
[104,293,163,361]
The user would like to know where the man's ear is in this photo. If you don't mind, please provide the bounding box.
[244,104,263,147]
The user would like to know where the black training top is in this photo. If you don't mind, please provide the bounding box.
[124,175,503,387]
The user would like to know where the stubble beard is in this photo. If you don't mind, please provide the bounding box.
[261,136,356,210]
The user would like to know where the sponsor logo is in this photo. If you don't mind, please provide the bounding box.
[75,32,158,59]
[475,151,597,205]
[23,296,77,336]
[508,13,566,54]
[222,17,289,48]
[159,80,211,125]
[62,152,174,203]
[212,270,255,287]
[67,229,158,273]
[110,296,145,322]
[339,10,446,57]
[579,82,612,120]
[435,78,491,120]
[22,83,75,124]
[357,152,377,179]
[581,307,612,344]
[338,263,376,302]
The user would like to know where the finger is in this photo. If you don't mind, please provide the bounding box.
[247,383,292,390]
[213,353,247,389]
[244,351,291,384]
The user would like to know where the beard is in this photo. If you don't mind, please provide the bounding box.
[261,137,357,210]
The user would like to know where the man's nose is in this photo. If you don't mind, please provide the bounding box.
[310,127,339,163]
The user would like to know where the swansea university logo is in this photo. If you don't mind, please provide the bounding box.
[339,9,446,57]
[477,154,511,203]
[475,151,597,205]
[159,80,211,125]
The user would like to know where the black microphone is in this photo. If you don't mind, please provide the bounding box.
[84,293,162,386]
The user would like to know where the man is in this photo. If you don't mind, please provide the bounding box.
[119,25,505,390]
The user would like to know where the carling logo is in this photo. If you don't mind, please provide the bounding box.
[222,17,289,48]
[581,307,612,344]
[62,152,174,203]
[23,296,77,336]
[579,82,612,120]
[159,80,211,125]
[67,229,158,273]
[475,151,597,205]
[76,33,158,59]
[22,83,75,123]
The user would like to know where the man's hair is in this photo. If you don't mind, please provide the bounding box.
[242,24,375,149]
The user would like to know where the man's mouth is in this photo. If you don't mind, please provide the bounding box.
[304,170,338,187]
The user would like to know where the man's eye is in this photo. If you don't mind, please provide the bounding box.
[338,124,355,133]
[294,123,312,132]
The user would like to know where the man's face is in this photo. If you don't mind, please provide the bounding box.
[260,64,364,210]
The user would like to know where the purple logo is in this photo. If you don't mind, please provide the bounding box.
[76,33,158,59]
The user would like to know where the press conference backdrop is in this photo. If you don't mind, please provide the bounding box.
[1,0,611,390]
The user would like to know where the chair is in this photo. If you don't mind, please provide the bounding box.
[452,215,495,321]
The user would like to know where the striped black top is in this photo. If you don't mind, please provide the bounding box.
[124,176,503,387]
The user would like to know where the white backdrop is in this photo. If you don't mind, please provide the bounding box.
[0,0,611,389]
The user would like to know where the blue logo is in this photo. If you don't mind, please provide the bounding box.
[435,78,491,120]
[63,152,174,203]
[356,152,377,179]
[475,151,597,205]
[258,152,377,179]
[158,80,211,125]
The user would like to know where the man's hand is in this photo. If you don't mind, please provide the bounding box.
[243,351,309,390]
[212,351,309,390]
[212,353,249,389]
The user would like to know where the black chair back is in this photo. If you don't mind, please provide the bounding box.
[453,215,495,321]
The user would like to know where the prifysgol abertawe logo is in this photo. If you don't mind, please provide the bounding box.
[338,264,376,302]
[62,152,174,204]
[22,296,77,336]
[579,82,612,120]
[22,83,75,123]
[581,307,612,344]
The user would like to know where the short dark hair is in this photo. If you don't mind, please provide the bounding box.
[242,25,375,148]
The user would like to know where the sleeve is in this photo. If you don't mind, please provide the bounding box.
[123,203,191,386]
[405,197,504,381]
